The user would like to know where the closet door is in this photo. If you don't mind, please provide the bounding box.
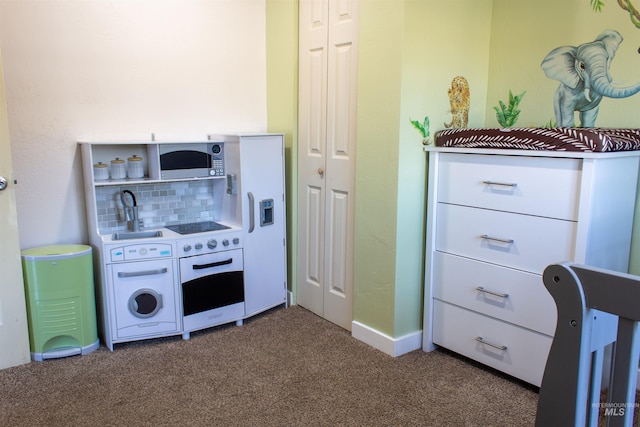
[297,0,358,330]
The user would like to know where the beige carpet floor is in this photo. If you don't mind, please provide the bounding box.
[0,305,543,426]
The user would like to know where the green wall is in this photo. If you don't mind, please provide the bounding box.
[353,0,404,336]
[487,0,640,128]
[394,1,493,336]
[354,0,494,337]
[487,0,640,274]
[269,0,640,342]
[266,0,298,297]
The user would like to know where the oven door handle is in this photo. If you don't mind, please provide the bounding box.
[192,258,233,270]
[248,192,255,233]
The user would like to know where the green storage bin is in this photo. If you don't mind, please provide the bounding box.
[21,244,99,361]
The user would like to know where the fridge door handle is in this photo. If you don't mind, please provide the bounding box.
[248,191,255,233]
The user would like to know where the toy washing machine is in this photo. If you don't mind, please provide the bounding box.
[104,242,180,347]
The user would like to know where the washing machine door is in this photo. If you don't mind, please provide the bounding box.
[129,289,163,318]
[110,258,179,339]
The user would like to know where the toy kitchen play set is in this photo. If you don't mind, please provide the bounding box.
[80,134,286,350]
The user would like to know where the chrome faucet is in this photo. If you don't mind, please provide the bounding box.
[120,190,142,232]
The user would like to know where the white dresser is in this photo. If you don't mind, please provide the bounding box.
[422,147,640,386]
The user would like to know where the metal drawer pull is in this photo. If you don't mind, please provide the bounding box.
[118,267,168,278]
[475,286,509,299]
[480,234,514,244]
[475,336,508,351]
[482,180,517,187]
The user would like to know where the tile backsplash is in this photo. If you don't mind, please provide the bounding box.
[96,181,216,234]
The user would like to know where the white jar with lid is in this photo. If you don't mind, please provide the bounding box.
[110,158,126,180]
[127,154,144,179]
[93,162,109,181]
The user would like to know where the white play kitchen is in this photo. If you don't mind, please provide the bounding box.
[80,134,286,350]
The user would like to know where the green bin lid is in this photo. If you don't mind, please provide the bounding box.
[21,244,92,261]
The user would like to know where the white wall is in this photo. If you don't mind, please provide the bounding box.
[0,0,267,249]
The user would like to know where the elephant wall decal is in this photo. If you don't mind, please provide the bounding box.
[541,29,640,128]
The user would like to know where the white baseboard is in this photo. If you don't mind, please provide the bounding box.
[351,320,422,357]
[352,324,640,388]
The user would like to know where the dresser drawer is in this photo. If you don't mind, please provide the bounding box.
[436,203,576,274]
[432,252,557,335]
[432,300,552,386]
[438,153,581,220]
